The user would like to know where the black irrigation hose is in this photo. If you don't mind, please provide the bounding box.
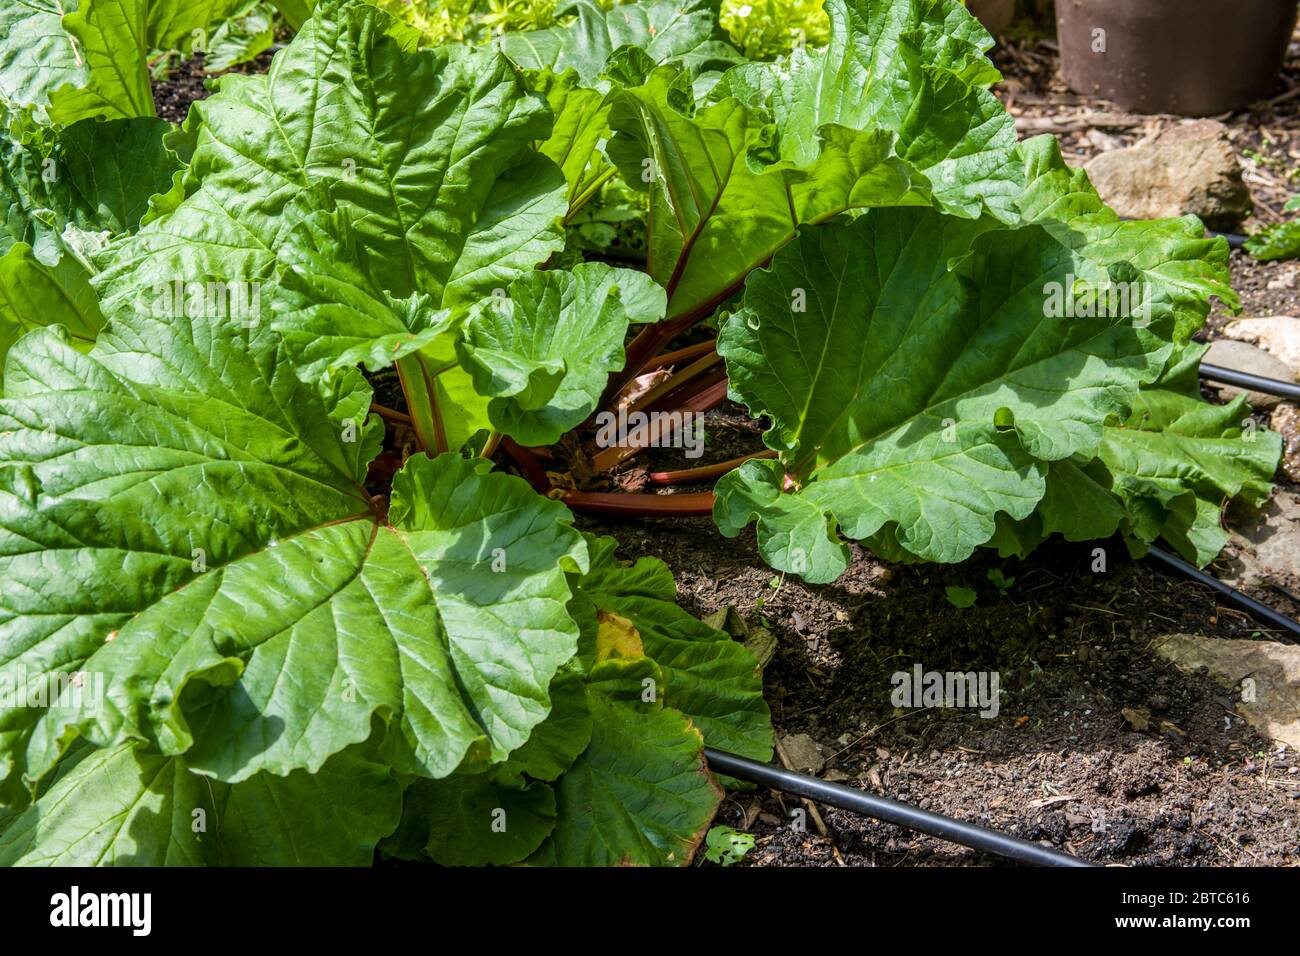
[703,748,1097,867]
[1145,546,1300,643]
[1199,363,1300,403]
[1206,229,1248,250]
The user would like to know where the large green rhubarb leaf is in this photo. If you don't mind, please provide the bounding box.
[408,772,558,866]
[386,536,770,867]
[148,0,251,54]
[719,0,1020,222]
[202,0,278,72]
[94,0,566,325]
[533,68,613,206]
[505,0,742,213]
[607,65,917,322]
[0,114,179,398]
[268,203,459,378]
[1016,136,1237,342]
[0,0,257,125]
[1099,346,1279,564]
[990,346,1280,566]
[457,262,666,446]
[92,0,569,453]
[0,241,102,393]
[0,2,87,117]
[0,296,587,801]
[0,742,401,865]
[715,208,1173,581]
[535,694,721,866]
[47,0,154,125]
[602,0,1019,322]
[2,116,179,264]
[605,0,1019,324]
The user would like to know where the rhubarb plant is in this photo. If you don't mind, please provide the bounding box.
[0,0,1281,866]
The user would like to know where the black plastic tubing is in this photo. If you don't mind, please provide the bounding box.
[1199,362,1300,403]
[1146,546,1300,643]
[703,748,1097,867]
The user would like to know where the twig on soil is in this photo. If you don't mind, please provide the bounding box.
[825,711,923,763]
[1267,83,1300,108]
[772,736,845,867]
[1014,113,1142,135]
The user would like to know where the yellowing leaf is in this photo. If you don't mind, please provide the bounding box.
[595,610,645,662]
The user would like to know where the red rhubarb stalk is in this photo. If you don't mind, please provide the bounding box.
[562,490,717,517]
[500,437,552,492]
[649,450,777,485]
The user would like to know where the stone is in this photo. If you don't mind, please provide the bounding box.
[1204,339,1297,410]
[1267,268,1297,292]
[1221,316,1300,372]
[1223,491,1300,590]
[1083,120,1253,231]
[1155,635,1300,749]
[1121,707,1151,732]
[778,733,825,774]
[1269,404,1300,484]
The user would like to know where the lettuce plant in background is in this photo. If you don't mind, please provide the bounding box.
[720,0,829,58]
[1245,195,1300,262]
[0,0,1281,866]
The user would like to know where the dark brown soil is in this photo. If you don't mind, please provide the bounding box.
[152,50,278,124]
[151,25,1300,868]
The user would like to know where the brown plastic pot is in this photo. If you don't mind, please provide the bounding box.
[1058,0,1298,116]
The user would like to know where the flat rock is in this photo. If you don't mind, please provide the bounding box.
[1223,490,1300,589]
[1267,267,1298,291]
[1083,120,1252,231]
[1154,634,1300,749]
[1204,339,1296,410]
[1222,316,1300,372]
[778,733,825,774]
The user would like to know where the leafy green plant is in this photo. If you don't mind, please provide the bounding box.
[0,0,769,867]
[945,586,978,609]
[986,568,1015,593]
[1245,196,1300,262]
[0,0,1281,867]
[703,824,756,865]
[202,0,279,71]
[369,0,569,45]
[1,112,184,388]
[719,0,829,59]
